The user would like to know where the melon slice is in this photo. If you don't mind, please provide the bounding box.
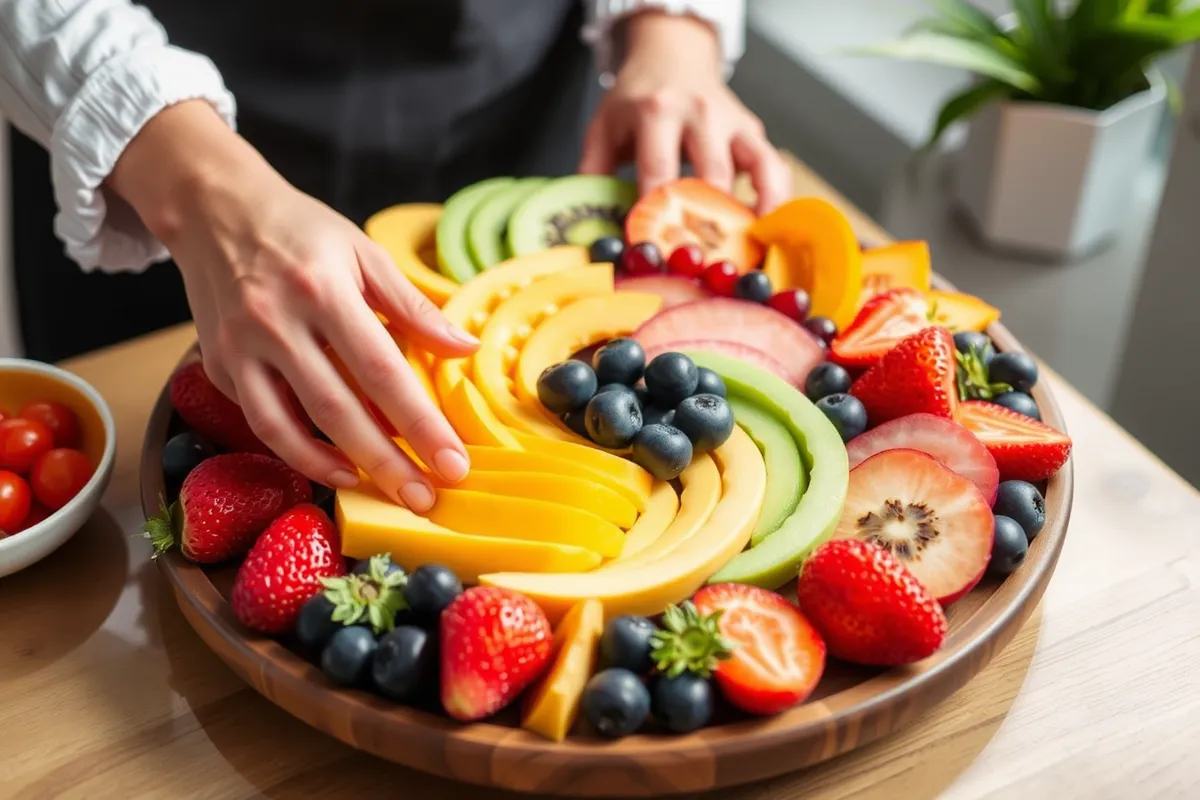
[615,275,708,308]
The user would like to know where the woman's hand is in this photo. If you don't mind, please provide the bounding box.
[110,101,475,511]
[578,11,790,215]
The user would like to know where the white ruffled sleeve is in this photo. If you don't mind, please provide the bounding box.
[0,0,236,273]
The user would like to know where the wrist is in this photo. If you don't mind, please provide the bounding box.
[619,10,722,80]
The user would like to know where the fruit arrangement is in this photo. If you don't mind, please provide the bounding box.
[0,399,94,537]
[144,175,1072,751]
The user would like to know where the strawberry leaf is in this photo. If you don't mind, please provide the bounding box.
[956,347,1013,400]
[320,558,408,635]
[650,601,735,679]
[141,497,181,559]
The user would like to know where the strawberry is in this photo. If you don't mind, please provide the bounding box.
[850,326,958,425]
[169,362,271,455]
[692,584,826,715]
[830,288,933,368]
[230,504,345,635]
[143,453,312,564]
[797,539,948,667]
[440,586,553,721]
[957,400,1072,482]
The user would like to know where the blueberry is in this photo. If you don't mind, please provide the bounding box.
[162,432,218,496]
[595,383,640,402]
[644,352,699,407]
[804,362,853,401]
[372,625,435,701]
[992,391,1040,420]
[651,673,714,734]
[537,360,598,414]
[321,626,378,687]
[631,424,693,480]
[993,480,1045,540]
[312,482,337,518]
[671,394,735,453]
[815,393,868,442]
[592,338,646,387]
[803,316,838,346]
[404,564,463,623]
[989,515,1028,576]
[693,367,727,398]
[295,594,339,652]
[641,405,675,428]
[351,555,404,578]
[953,331,995,364]
[582,668,651,739]
[989,352,1039,393]
[601,615,659,674]
[733,271,773,304]
[585,389,643,448]
[562,408,592,440]
[589,236,626,265]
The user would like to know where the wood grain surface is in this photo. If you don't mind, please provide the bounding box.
[2,156,1198,799]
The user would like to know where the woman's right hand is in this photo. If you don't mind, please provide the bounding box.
[109,101,475,511]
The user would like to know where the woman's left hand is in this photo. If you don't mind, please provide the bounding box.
[578,11,790,215]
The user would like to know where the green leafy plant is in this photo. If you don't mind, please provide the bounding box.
[856,0,1200,151]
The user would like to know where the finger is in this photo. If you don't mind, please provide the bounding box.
[732,131,791,215]
[180,270,240,402]
[635,112,683,196]
[357,241,479,358]
[683,123,735,193]
[578,114,619,176]
[233,360,358,488]
[321,294,470,486]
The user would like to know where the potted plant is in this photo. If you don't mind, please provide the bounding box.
[859,0,1200,260]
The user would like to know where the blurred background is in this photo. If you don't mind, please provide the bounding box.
[1,0,1196,484]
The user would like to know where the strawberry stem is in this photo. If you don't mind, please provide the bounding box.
[956,347,1012,401]
[141,497,180,559]
[650,601,735,679]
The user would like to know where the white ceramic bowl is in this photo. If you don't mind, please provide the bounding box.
[0,358,117,577]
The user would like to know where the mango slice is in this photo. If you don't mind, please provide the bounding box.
[927,289,1001,333]
[432,470,637,530]
[479,425,766,623]
[466,443,650,512]
[509,432,654,503]
[522,599,604,743]
[857,241,932,309]
[441,377,523,449]
[514,292,663,402]
[363,204,459,307]
[608,482,679,563]
[336,484,601,581]
[608,453,720,567]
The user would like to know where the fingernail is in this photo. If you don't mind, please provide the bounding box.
[445,324,479,347]
[327,469,359,489]
[433,449,470,482]
[400,481,435,511]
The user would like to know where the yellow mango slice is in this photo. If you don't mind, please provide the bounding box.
[432,470,637,530]
[522,599,604,743]
[927,289,1001,333]
[436,246,590,398]
[463,444,648,512]
[363,204,459,307]
[514,292,663,402]
[509,432,654,503]
[480,425,767,623]
[424,489,625,558]
[607,453,720,567]
[406,347,439,405]
[336,484,601,581]
[606,482,680,563]
[441,377,522,449]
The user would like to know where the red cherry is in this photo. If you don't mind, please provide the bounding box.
[667,245,705,279]
[803,316,838,346]
[767,289,812,323]
[621,242,664,276]
[701,261,739,296]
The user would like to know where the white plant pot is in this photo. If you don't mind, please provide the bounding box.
[953,72,1167,261]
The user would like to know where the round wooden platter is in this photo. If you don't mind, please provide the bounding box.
[139,291,1073,797]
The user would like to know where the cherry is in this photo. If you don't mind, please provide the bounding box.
[622,242,664,276]
[767,289,811,323]
[803,316,838,347]
[701,261,739,296]
[667,245,705,279]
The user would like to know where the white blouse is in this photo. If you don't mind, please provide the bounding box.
[0,0,745,275]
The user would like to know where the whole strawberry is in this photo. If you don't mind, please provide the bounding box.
[796,539,947,667]
[169,362,271,455]
[441,586,553,721]
[231,504,345,635]
[850,326,958,426]
[143,453,312,564]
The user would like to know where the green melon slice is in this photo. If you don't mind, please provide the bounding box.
[436,177,514,282]
[727,395,808,547]
[466,177,549,271]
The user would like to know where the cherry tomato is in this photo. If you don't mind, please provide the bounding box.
[16,503,50,532]
[0,418,55,474]
[30,448,94,511]
[0,470,32,534]
[18,401,81,448]
[0,408,7,422]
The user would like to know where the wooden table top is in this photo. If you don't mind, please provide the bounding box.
[4,159,1199,800]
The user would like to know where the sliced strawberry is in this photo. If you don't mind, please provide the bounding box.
[615,274,709,308]
[692,584,826,715]
[850,327,958,425]
[625,178,764,271]
[833,448,993,605]
[642,339,793,385]
[957,400,1072,482]
[635,297,825,387]
[830,288,933,368]
[846,413,999,503]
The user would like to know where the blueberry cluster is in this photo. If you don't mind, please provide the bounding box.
[803,362,868,442]
[987,480,1046,577]
[954,331,1042,419]
[537,340,736,480]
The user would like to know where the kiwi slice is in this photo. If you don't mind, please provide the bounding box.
[436,177,515,282]
[466,177,549,271]
[507,176,637,257]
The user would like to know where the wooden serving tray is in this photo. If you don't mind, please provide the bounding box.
[138,289,1073,797]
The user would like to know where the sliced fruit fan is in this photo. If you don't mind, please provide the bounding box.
[143,174,1072,772]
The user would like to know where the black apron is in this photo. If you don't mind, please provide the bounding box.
[12,0,599,361]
